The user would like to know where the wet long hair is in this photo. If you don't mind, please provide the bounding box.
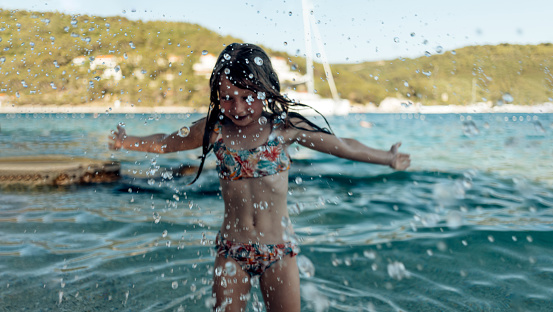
[189,43,333,184]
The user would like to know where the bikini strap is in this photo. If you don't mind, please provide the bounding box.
[213,121,223,140]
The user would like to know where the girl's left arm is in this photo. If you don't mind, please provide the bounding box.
[290,126,410,170]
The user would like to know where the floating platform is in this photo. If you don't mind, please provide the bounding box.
[0,155,120,187]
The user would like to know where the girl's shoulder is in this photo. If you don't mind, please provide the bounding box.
[270,113,306,128]
[286,114,316,131]
[270,115,306,144]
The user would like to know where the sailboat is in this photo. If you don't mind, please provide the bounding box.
[284,0,351,116]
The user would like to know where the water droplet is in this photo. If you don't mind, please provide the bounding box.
[223,53,231,60]
[202,50,208,55]
[502,93,514,103]
[172,281,178,289]
[425,51,432,57]
[124,52,128,59]
[410,32,416,37]
[387,261,410,280]
[257,92,266,100]
[215,266,223,277]
[225,262,237,276]
[254,56,263,66]
[283,41,288,46]
[281,217,290,228]
[224,68,230,75]
[288,11,293,16]
[70,20,78,26]
[446,211,463,229]
[363,250,376,259]
[258,201,268,210]
[393,37,400,43]
[153,212,161,223]
[162,230,168,238]
[295,177,303,185]
[315,53,321,58]
[435,46,444,53]
[404,81,409,87]
[177,126,190,137]
[258,116,267,125]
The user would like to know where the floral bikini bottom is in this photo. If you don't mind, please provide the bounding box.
[215,232,299,276]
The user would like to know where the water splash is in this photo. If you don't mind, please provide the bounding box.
[297,255,315,277]
[301,283,329,312]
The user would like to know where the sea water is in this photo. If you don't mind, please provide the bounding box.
[0,113,552,311]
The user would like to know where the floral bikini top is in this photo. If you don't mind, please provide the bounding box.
[213,119,291,180]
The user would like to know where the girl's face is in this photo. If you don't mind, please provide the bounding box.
[219,77,264,128]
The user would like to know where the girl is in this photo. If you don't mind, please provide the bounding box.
[109,43,410,312]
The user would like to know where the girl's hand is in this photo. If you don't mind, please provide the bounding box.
[389,142,410,170]
[108,125,126,150]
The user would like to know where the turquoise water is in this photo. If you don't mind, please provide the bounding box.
[1,113,552,311]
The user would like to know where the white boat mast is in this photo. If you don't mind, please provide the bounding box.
[301,0,341,102]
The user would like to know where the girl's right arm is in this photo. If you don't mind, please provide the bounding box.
[108,118,206,154]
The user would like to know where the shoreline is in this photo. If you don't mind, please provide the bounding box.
[0,104,207,115]
[1,100,553,114]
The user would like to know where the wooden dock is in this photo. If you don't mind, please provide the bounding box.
[0,155,120,187]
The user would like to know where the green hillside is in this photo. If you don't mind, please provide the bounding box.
[1,8,552,108]
[331,43,553,105]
